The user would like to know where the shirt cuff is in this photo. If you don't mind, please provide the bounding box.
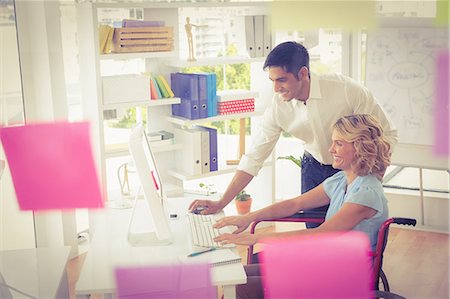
[237,154,262,177]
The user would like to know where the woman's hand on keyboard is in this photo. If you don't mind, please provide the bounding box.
[214,215,251,234]
[188,199,223,215]
[214,232,258,246]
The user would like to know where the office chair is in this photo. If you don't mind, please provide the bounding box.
[247,211,416,292]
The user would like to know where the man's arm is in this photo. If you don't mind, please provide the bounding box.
[188,170,253,214]
[219,170,254,208]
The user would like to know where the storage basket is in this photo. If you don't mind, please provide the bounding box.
[112,27,174,53]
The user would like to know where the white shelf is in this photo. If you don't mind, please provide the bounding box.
[168,160,273,181]
[166,110,263,126]
[100,51,176,60]
[105,142,181,159]
[165,56,266,68]
[103,98,180,110]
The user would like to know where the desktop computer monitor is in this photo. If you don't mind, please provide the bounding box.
[127,124,172,246]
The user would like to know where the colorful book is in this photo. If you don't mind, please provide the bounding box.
[155,75,169,98]
[158,75,175,98]
[150,76,162,99]
[149,78,159,99]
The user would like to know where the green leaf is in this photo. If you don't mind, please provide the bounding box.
[277,155,302,168]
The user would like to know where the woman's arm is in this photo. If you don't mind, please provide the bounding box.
[214,184,330,233]
[249,184,331,223]
[215,202,376,246]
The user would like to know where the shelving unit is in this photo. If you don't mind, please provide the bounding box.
[166,110,262,126]
[102,98,180,110]
[168,160,273,181]
[77,1,274,203]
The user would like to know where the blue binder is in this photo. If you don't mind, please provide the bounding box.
[207,74,217,117]
[171,73,200,120]
[192,73,217,117]
[196,74,208,119]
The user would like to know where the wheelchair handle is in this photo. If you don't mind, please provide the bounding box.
[392,218,416,226]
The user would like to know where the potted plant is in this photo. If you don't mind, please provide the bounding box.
[235,190,253,215]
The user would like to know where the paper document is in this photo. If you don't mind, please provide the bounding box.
[182,248,242,267]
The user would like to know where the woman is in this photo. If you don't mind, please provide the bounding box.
[213,114,392,299]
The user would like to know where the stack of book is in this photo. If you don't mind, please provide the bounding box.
[217,90,258,115]
[148,130,174,147]
[98,25,114,54]
[170,73,217,120]
[145,73,175,100]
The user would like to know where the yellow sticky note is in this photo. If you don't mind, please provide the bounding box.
[271,1,377,31]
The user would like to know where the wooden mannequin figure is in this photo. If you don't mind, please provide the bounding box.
[185,17,207,61]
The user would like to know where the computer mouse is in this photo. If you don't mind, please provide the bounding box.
[192,207,206,215]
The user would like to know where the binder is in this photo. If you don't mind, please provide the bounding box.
[263,15,272,56]
[254,15,264,57]
[171,73,200,120]
[195,74,209,119]
[245,16,256,58]
[192,126,210,174]
[194,73,217,117]
[172,98,200,120]
[174,127,202,175]
[199,126,218,172]
[208,74,217,117]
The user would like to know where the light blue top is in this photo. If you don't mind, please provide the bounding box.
[323,171,389,250]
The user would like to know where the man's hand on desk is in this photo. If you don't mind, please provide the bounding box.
[188,199,224,215]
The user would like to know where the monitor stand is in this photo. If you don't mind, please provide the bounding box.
[126,188,172,246]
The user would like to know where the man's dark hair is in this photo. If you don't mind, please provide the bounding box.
[263,41,310,78]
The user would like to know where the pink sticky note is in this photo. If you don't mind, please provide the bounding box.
[0,122,104,210]
[260,232,372,299]
[115,263,216,299]
[434,50,450,156]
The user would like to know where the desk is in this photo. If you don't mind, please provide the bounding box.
[0,246,71,298]
[76,197,247,299]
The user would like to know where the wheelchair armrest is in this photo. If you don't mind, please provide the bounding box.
[247,211,326,264]
[392,218,416,226]
[249,211,327,234]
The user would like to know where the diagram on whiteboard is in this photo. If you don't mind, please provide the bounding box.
[366,28,448,145]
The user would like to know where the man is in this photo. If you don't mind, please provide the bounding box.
[189,41,397,228]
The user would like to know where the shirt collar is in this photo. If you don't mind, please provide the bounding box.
[291,72,322,107]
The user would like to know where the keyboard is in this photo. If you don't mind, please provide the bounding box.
[187,213,234,249]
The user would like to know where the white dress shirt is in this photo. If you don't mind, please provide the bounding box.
[238,73,398,176]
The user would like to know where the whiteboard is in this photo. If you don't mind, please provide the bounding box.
[365,23,449,170]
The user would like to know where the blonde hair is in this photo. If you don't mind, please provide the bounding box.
[332,115,391,181]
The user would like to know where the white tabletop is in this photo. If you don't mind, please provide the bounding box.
[0,246,71,298]
[76,196,247,297]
